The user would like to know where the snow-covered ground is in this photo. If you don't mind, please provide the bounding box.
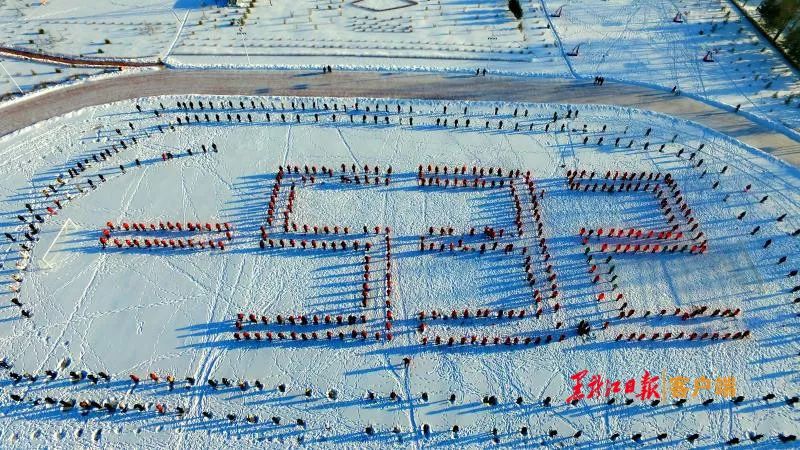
[0,58,107,100]
[167,0,567,75]
[544,0,800,131]
[0,0,179,59]
[1,0,799,132]
[0,95,796,448]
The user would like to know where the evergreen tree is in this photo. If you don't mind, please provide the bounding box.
[784,23,800,60]
[758,0,800,40]
[759,0,784,31]
[508,0,523,20]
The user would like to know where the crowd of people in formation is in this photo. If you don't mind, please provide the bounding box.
[259,224,389,251]
[263,164,393,235]
[168,96,388,127]
[254,239,393,332]
[581,226,698,254]
[98,221,231,250]
[6,369,309,427]
[566,162,784,346]
[235,312,367,328]
[613,329,750,342]
[233,328,392,342]
[2,359,798,444]
[3,97,798,433]
[524,177,557,301]
[420,332,567,347]
[362,254,371,307]
[265,170,285,228]
[3,137,140,315]
[417,165,532,188]
[414,165,557,307]
[259,237,371,252]
[146,94,659,141]
[5,99,235,314]
[567,169,707,253]
[418,308,527,323]
[419,226,507,254]
[279,164,394,186]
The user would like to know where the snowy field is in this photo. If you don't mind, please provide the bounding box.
[0,95,796,448]
[544,0,800,132]
[167,0,567,74]
[0,58,108,100]
[0,0,179,59]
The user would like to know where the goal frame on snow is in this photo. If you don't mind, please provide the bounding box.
[39,218,79,270]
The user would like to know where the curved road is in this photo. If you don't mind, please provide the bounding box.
[2,69,799,166]
[0,46,162,68]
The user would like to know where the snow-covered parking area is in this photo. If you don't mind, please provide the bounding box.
[0,95,796,447]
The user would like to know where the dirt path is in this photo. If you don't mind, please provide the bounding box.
[0,46,162,68]
[2,69,799,166]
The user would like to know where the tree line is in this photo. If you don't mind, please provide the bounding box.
[757,0,800,60]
